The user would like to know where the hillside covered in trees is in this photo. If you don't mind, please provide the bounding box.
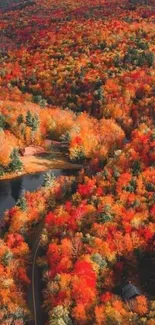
[0,0,155,324]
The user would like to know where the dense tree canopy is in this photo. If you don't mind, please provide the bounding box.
[0,0,155,324]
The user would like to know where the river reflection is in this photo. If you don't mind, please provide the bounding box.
[0,169,75,218]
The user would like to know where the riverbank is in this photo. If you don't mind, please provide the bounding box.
[0,152,83,181]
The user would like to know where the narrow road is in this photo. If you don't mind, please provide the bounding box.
[28,221,45,325]
[26,167,82,325]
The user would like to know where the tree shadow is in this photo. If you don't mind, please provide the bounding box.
[138,246,155,299]
[10,177,23,202]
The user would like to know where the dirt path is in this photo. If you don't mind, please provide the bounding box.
[22,154,82,173]
[0,152,83,180]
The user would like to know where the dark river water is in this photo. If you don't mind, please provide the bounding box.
[0,169,75,218]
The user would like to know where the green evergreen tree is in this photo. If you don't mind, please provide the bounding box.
[33,95,47,108]
[2,251,13,266]
[42,171,55,187]
[21,124,25,136]
[16,196,27,211]
[26,110,39,131]
[17,114,24,125]
[8,148,23,172]
[26,110,33,127]
[0,113,6,129]
[31,114,39,131]
[146,51,154,67]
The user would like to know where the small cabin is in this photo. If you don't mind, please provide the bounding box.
[122,283,141,301]
[114,282,141,301]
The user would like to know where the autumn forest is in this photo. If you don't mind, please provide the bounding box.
[0,0,155,324]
